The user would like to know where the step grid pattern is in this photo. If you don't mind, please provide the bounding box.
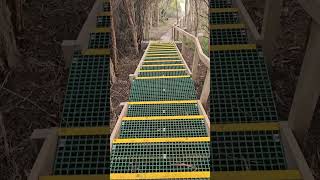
[47,1,111,178]
[210,1,300,179]
[110,42,210,179]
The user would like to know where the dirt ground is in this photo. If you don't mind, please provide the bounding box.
[0,0,95,179]
[0,0,319,180]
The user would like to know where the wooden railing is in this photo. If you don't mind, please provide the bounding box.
[171,19,210,106]
[211,0,320,147]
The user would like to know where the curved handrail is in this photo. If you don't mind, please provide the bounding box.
[173,25,210,67]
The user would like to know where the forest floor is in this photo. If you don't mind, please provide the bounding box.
[0,0,95,179]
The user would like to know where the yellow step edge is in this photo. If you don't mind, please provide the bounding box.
[58,127,109,136]
[143,60,182,63]
[138,69,186,72]
[149,45,175,47]
[113,137,210,144]
[142,64,184,67]
[145,54,178,56]
[93,27,111,33]
[111,172,210,179]
[128,100,198,105]
[148,48,176,50]
[40,175,108,180]
[210,44,256,51]
[211,122,280,132]
[144,57,181,59]
[211,170,301,180]
[210,24,245,29]
[97,11,111,16]
[122,115,204,121]
[82,49,110,55]
[210,8,238,13]
[136,75,191,80]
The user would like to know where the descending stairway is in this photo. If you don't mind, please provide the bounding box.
[209,0,301,179]
[40,1,111,179]
[110,42,211,179]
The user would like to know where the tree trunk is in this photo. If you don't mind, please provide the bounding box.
[123,0,139,55]
[0,0,21,69]
[194,0,199,36]
[176,0,179,23]
[154,1,159,27]
[110,0,117,83]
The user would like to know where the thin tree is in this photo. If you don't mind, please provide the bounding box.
[0,0,21,70]
[176,0,179,23]
[123,0,139,55]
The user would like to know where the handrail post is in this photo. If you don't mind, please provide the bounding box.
[200,70,210,106]
[288,20,320,145]
[192,48,200,81]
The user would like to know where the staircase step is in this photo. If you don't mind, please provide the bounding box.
[211,28,248,45]
[210,0,232,8]
[88,32,111,49]
[62,53,109,128]
[129,78,197,101]
[53,135,109,175]
[120,119,207,138]
[210,11,240,24]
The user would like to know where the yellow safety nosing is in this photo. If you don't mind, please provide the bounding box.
[94,27,111,33]
[97,12,111,16]
[143,60,182,63]
[58,127,109,136]
[142,64,184,67]
[148,48,176,50]
[113,137,210,144]
[128,100,198,105]
[122,115,204,121]
[210,44,256,51]
[211,123,280,132]
[147,50,177,52]
[149,45,175,47]
[82,49,110,55]
[40,175,108,180]
[210,8,238,13]
[136,75,191,80]
[111,171,210,179]
[138,69,186,72]
[211,170,301,180]
[145,54,178,57]
[210,24,245,29]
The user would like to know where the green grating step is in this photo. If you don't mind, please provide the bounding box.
[88,32,111,49]
[111,142,210,173]
[138,71,188,77]
[210,48,277,123]
[210,0,232,8]
[144,57,181,60]
[210,28,248,45]
[211,130,287,171]
[103,1,110,12]
[129,78,197,101]
[62,53,109,127]
[141,65,185,70]
[97,16,111,27]
[143,61,183,65]
[119,119,207,138]
[210,12,239,24]
[53,135,109,175]
[127,103,200,117]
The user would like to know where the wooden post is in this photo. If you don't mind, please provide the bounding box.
[261,0,282,70]
[288,20,320,145]
[61,40,79,69]
[200,70,210,106]
[192,48,200,81]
